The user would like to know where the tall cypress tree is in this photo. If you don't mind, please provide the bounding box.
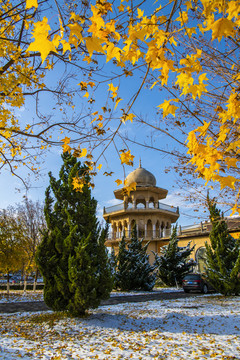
[154,226,195,286]
[36,153,112,315]
[115,226,156,291]
[205,197,240,296]
[115,235,129,290]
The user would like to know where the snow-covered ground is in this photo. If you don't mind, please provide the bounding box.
[0,291,239,359]
[0,288,181,303]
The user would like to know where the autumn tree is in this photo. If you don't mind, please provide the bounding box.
[1,0,240,211]
[16,197,45,290]
[0,0,99,181]
[36,153,112,316]
[0,207,24,294]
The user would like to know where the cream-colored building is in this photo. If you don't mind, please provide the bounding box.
[103,163,240,268]
[103,163,179,263]
[177,219,240,272]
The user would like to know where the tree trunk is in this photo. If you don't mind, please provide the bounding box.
[7,272,10,296]
[23,275,27,293]
[33,268,39,292]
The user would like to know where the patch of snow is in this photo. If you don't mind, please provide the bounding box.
[0,291,239,359]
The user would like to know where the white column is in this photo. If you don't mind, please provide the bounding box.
[136,223,139,237]
[145,223,147,237]
[153,224,156,238]
[133,200,136,209]
[128,223,131,238]
[163,225,166,237]
[116,226,119,239]
[146,200,149,209]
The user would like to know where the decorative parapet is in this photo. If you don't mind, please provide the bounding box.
[103,201,179,215]
[106,228,172,240]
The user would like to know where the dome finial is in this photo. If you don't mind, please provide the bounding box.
[139,158,142,168]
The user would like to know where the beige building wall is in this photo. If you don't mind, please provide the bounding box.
[104,164,240,269]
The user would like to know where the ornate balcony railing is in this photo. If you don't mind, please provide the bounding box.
[104,203,124,214]
[106,228,172,240]
[103,201,179,215]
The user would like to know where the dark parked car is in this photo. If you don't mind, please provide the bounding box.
[182,273,214,294]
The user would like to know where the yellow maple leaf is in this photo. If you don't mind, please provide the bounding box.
[97,164,102,171]
[118,4,125,12]
[121,113,136,124]
[175,72,194,94]
[114,97,123,110]
[68,23,83,48]
[115,179,123,186]
[213,175,238,190]
[108,83,118,98]
[72,176,85,192]
[105,42,122,62]
[27,17,56,62]
[88,82,95,88]
[196,121,210,137]
[120,150,134,165]
[137,8,144,18]
[157,99,179,118]
[225,157,238,169]
[80,148,87,157]
[175,11,188,26]
[61,137,71,153]
[210,18,235,42]
[227,1,240,20]
[26,0,38,9]
[186,130,199,154]
[122,182,137,196]
[61,40,71,54]
[85,37,104,57]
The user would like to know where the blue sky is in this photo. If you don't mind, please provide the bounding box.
[0,0,220,226]
[0,138,209,227]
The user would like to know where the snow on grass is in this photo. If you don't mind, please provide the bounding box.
[0,287,181,303]
[0,293,239,359]
[0,291,44,303]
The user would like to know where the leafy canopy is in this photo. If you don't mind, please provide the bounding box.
[1,0,240,210]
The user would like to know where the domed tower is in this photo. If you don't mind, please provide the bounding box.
[103,162,180,262]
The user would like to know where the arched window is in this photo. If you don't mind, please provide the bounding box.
[149,196,155,208]
[136,202,145,209]
[127,201,133,209]
[195,247,207,273]
[156,220,160,238]
[147,219,152,238]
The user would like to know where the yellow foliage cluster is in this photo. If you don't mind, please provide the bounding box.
[1,0,240,208]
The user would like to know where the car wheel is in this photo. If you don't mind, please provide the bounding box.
[184,289,190,293]
[202,284,208,294]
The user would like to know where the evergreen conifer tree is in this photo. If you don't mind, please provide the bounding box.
[205,197,240,296]
[154,226,195,286]
[115,235,129,290]
[36,153,112,315]
[115,226,155,291]
[109,246,117,286]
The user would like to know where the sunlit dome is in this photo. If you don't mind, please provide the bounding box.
[125,161,156,187]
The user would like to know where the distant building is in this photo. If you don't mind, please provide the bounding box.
[103,162,179,264]
[177,218,240,272]
[103,163,240,268]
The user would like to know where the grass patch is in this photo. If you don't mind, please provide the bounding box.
[29,311,71,327]
[29,310,91,326]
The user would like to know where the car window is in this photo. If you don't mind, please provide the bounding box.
[184,274,201,280]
